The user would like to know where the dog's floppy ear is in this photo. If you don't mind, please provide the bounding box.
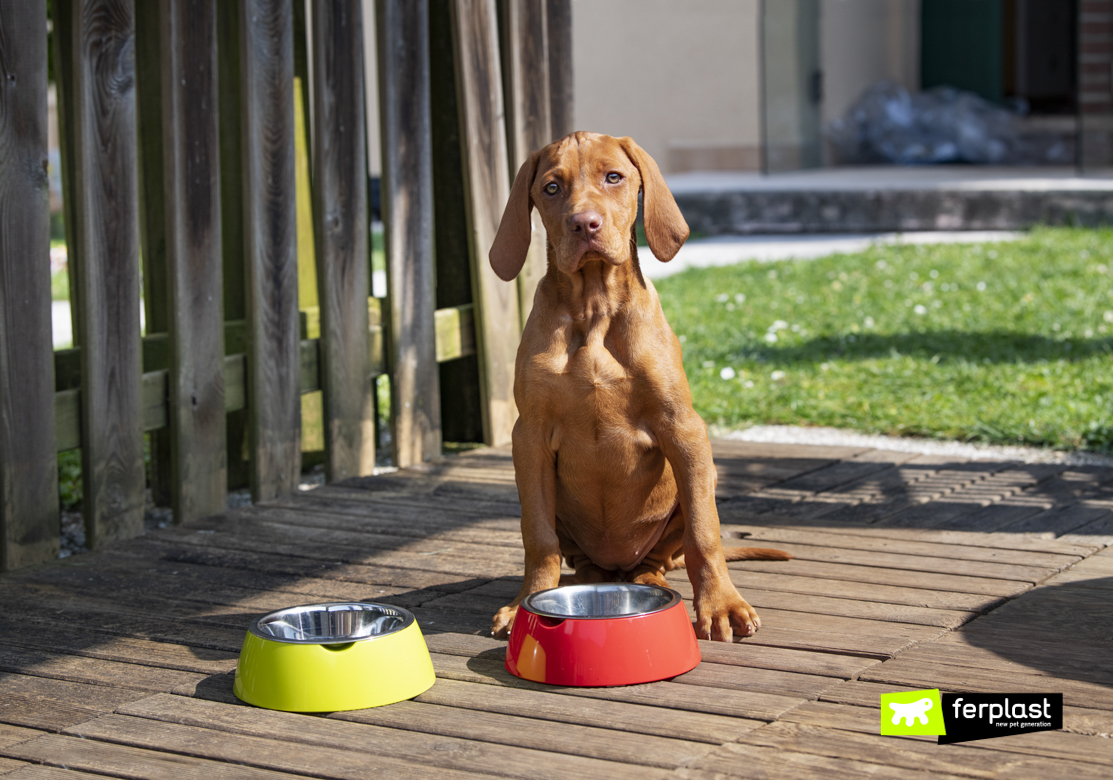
[619,137,689,262]
[489,152,540,281]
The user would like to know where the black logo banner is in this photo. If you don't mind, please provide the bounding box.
[939,693,1062,744]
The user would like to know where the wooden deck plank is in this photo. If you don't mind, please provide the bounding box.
[758,523,1098,556]
[995,504,1113,537]
[735,721,1113,780]
[411,677,761,744]
[109,698,672,779]
[726,569,1008,611]
[135,541,498,592]
[5,767,105,780]
[0,590,252,651]
[728,542,1062,583]
[204,502,525,545]
[134,526,521,579]
[5,554,449,614]
[688,741,971,780]
[893,640,1113,685]
[0,760,29,777]
[670,662,843,700]
[0,694,114,733]
[334,700,713,768]
[708,440,871,461]
[24,551,444,603]
[4,732,321,780]
[0,620,239,677]
[733,558,1030,597]
[0,725,45,750]
[672,582,974,627]
[427,650,805,721]
[0,646,206,694]
[0,675,142,710]
[725,524,1084,568]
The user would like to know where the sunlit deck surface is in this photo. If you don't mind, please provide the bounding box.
[2,440,1112,778]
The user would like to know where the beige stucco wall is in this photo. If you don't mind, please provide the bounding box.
[821,0,920,126]
[570,0,762,172]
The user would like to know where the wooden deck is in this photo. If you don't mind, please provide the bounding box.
[2,440,1112,779]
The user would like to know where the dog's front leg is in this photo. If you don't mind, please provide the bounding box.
[491,422,562,638]
[662,412,761,642]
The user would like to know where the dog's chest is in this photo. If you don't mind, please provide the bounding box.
[533,337,659,448]
[571,340,627,389]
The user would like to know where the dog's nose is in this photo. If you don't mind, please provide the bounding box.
[569,210,603,237]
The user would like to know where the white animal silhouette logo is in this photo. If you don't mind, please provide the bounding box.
[889,697,934,726]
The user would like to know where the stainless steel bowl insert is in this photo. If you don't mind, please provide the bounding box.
[522,584,681,619]
[248,602,415,644]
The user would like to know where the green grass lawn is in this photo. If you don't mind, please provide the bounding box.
[656,227,1113,453]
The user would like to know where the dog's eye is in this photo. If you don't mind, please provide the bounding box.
[606,172,622,184]
[544,182,560,195]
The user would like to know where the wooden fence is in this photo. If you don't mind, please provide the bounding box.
[0,0,572,571]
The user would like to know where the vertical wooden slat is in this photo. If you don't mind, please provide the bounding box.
[160,0,226,523]
[240,0,301,501]
[134,0,172,507]
[545,0,573,138]
[430,0,484,445]
[0,0,59,569]
[216,0,250,492]
[377,0,441,468]
[70,0,144,547]
[450,0,519,447]
[501,0,550,328]
[310,0,374,481]
[51,0,83,347]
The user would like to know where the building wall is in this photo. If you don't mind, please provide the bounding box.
[570,0,763,172]
[821,0,920,125]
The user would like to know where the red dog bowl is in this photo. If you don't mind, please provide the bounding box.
[504,583,700,686]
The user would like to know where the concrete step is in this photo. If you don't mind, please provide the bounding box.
[667,166,1113,234]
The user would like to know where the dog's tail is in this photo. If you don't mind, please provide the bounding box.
[671,546,793,568]
[723,546,794,561]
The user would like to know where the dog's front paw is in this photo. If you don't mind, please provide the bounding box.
[491,604,519,639]
[694,591,761,642]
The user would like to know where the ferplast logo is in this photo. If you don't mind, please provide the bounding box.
[880,690,1063,744]
[879,689,946,736]
[938,693,1062,745]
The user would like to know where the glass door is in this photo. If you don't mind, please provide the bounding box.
[761,0,822,173]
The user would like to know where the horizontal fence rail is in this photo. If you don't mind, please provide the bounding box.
[0,0,570,571]
[52,302,478,453]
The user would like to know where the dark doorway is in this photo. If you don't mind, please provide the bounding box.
[921,0,1077,114]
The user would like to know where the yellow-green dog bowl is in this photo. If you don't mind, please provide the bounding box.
[233,602,435,712]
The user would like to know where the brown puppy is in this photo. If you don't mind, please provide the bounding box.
[489,132,790,642]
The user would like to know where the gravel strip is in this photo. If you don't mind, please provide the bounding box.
[715,424,1113,467]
